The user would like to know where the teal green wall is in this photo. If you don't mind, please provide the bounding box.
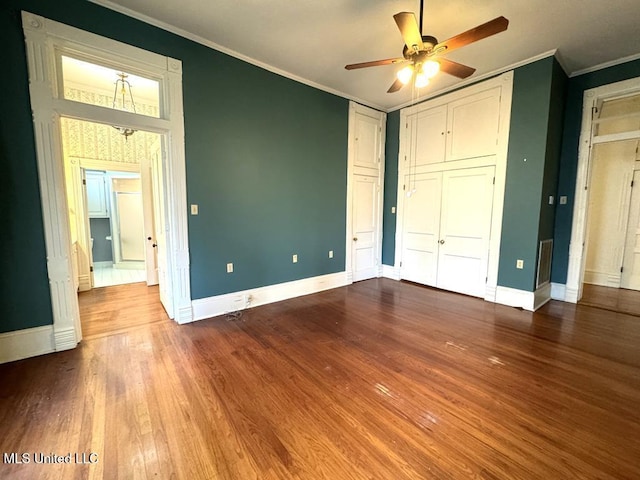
[0,6,53,333]
[538,59,568,243]
[551,58,640,284]
[497,58,555,291]
[0,0,348,333]
[382,110,400,265]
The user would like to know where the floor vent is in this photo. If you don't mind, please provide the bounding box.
[536,239,553,288]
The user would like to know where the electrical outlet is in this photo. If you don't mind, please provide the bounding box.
[516,259,524,269]
[559,196,568,205]
[329,250,333,258]
[292,254,298,263]
[226,263,233,273]
[548,195,554,205]
[191,204,198,215]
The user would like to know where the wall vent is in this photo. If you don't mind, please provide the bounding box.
[536,239,553,288]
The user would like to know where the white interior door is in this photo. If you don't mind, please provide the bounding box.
[621,169,640,290]
[151,145,174,318]
[348,103,385,282]
[400,172,442,285]
[80,168,95,288]
[437,166,495,297]
[352,175,379,281]
[141,156,159,285]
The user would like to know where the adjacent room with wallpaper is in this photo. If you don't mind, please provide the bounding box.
[1,0,639,478]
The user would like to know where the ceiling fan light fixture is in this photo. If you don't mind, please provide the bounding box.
[415,72,429,88]
[396,65,414,84]
[422,60,440,79]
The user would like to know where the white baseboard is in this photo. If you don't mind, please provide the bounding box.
[191,271,350,322]
[551,282,566,301]
[584,270,620,288]
[93,261,113,267]
[0,325,55,364]
[533,283,552,310]
[495,283,551,311]
[381,264,401,280]
[78,274,91,292]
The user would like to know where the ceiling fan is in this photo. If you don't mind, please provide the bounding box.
[345,1,509,93]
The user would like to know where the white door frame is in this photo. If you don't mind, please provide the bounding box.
[22,11,192,353]
[565,76,640,302]
[345,101,386,283]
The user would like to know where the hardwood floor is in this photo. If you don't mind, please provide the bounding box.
[580,282,640,316]
[78,282,169,339]
[1,279,639,479]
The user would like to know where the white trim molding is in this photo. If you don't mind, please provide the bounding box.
[551,282,566,301]
[0,326,55,364]
[21,11,192,356]
[495,283,551,312]
[381,264,401,280]
[191,272,349,322]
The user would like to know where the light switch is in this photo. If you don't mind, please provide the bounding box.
[329,250,334,258]
[191,204,198,215]
[549,195,554,205]
[226,263,233,273]
[292,254,298,263]
[391,206,396,214]
[559,196,567,205]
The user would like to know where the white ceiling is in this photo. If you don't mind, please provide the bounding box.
[93,0,640,111]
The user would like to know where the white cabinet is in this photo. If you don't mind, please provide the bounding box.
[86,171,109,218]
[396,73,513,300]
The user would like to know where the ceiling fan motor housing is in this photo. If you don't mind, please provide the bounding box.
[403,35,438,58]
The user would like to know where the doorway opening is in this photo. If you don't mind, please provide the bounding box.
[22,11,192,356]
[568,77,640,312]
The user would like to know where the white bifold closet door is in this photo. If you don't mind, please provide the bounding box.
[401,166,495,297]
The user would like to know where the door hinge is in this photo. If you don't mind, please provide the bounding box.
[406,122,409,129]
[90,266,93,272]
[621,266,624,273]
[400,261,402,267]
[632,180,635,188]
[492,177,495,185]
[403,184,406,191]
[592,106,599,118]
[82,179,86,185]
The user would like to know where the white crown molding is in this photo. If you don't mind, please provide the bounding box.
[388,49,559,113]
[88,0,385,112]
[191,272,349,322]
[570,52,640,78]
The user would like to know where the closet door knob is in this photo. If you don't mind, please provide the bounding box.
[353,237,358,241]
[438,239,445,244]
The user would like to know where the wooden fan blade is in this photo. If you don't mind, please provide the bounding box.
[387,78,405,93]
[393,12,424,53]
[438,58,476,79]
[345,58,407,70]
[435,16,508,54]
